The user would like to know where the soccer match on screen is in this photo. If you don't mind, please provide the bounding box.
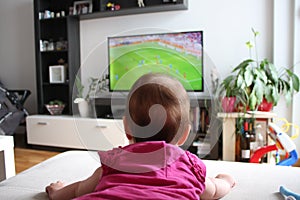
[108,31,203,91]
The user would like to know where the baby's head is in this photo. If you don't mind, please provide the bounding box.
[124,73,190,145]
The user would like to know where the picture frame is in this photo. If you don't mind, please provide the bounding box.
[73,0,93,15]
[49,65,66,83]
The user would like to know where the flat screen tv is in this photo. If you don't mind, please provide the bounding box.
[108,31,203,92]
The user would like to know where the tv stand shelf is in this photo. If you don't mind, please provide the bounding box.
[94,93,211,112]
[94,93,211,113]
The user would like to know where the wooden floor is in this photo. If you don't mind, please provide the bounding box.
[14,148,60,174]
[12,133,61,174]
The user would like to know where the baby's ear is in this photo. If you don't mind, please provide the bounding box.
[123,116,133,141]
[177,124,191,146]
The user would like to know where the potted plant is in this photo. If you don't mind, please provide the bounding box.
[219,28,299,112]
[74,76,101,117]
[219,75,248,112]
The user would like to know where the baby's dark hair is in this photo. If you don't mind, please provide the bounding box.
[124,73,190,144]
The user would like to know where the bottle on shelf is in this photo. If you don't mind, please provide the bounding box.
[235,118,244,162]
[235,133,241,161]
[249,120,256,157]
[240,120,251,162]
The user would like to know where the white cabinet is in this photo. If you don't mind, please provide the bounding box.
[0,135,15,181]
[26,115,129,150]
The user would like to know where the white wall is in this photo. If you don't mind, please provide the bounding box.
[80,0,273,85]
[273,0,300,156]
[0,0,36,113]
[292,0,300,152]
[0,0,273,114]
[79,0,300,155]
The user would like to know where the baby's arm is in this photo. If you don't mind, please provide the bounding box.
[46,167,103,200]
[200,174,236,200]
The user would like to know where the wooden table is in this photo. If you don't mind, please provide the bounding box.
[217,112,276,161]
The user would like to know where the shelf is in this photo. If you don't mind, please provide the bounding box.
[34,0,80,115]
[41,50,68,53]
[217,112,277,119]
[39,16,69,22]
[79,2,188,20]
[34,0,187,115]
[43,82,69,86]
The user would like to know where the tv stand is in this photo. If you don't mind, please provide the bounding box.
[93,94,126,119]
[93,93,211,118]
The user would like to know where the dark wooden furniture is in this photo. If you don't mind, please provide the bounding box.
[33,0,188,115]
[34,0,80,114]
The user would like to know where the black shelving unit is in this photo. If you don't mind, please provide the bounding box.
[33,0,80,115]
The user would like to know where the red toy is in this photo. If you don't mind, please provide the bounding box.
[250,122,298,166]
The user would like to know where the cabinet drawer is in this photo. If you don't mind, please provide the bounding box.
[27,115,128,150]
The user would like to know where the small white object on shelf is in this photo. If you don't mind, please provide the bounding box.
[137,0,145,7]
[49,65,66,83]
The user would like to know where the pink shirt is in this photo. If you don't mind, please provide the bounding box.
[75,141,206,200]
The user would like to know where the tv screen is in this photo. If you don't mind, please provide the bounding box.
[108,31,203,92]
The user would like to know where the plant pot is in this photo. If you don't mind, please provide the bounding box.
[257,98,273,111]
[221,97,236,112]
[78,100,90,117]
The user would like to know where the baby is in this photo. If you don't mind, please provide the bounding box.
[46,73,235,199]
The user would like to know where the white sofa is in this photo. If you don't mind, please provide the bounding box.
[0,150,299,199]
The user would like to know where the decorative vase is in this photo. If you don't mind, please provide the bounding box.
[45,104,65,115]
[78,100,90,117]
[221,97,236,112]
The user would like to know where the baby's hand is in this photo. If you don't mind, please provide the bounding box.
[215,174,236,188]
[45,181,65,198]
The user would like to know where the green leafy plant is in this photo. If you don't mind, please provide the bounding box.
[219,28,299,111]
[75,75,85,99]
[74,75,101,102]
[48,99,64,106]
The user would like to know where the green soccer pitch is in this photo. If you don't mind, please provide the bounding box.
[109,42,203,91]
